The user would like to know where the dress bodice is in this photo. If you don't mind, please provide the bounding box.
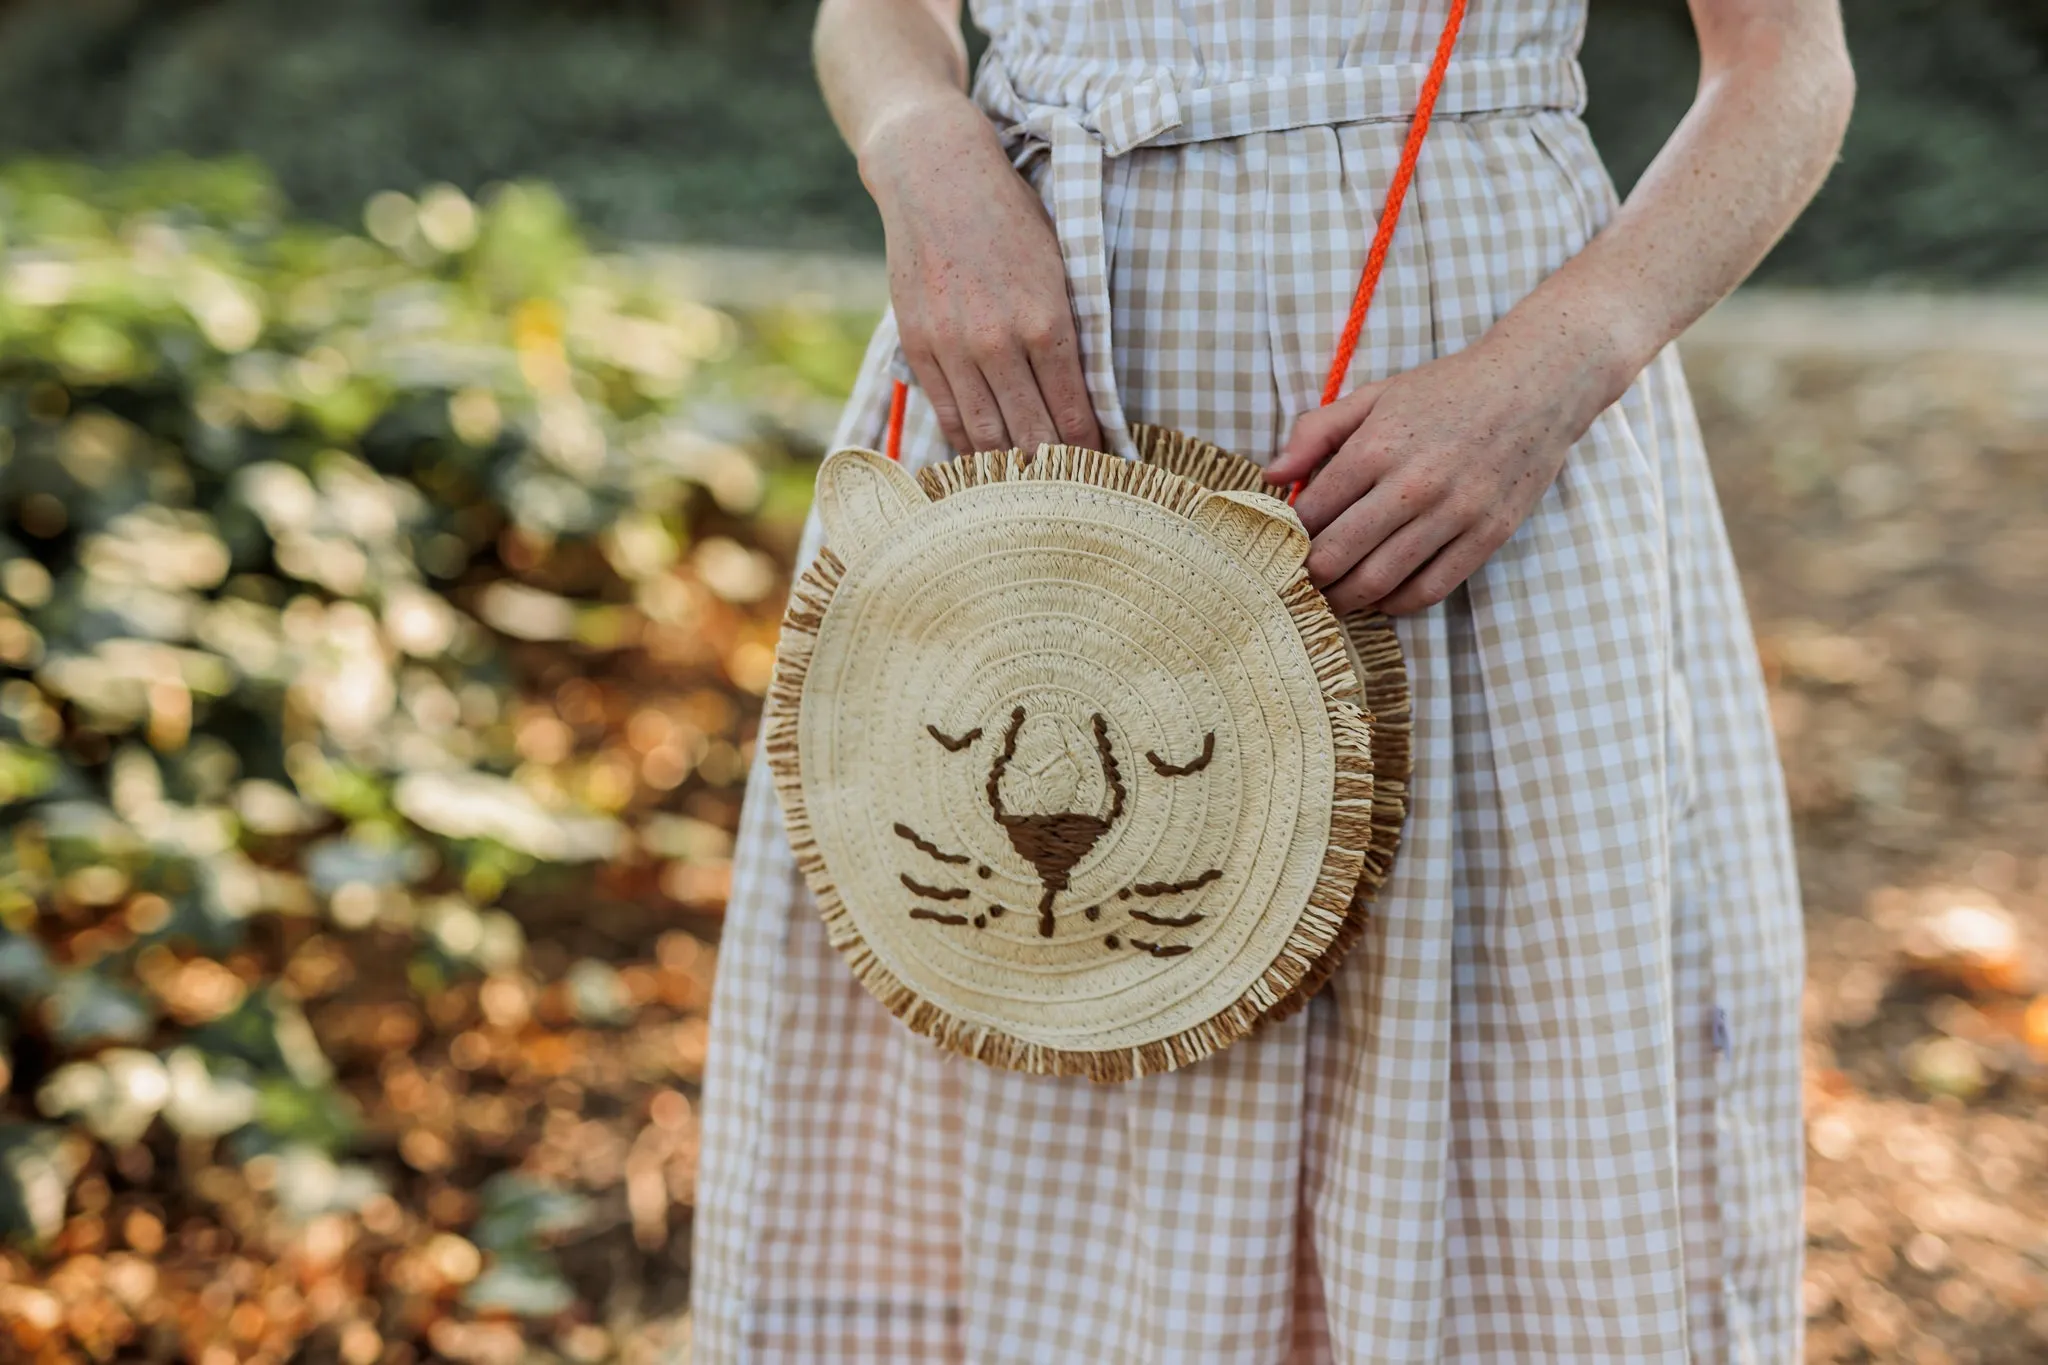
[969,0,1586,85]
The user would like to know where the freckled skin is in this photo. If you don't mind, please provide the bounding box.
[814,0,1104,458]
[815,0,1853,612]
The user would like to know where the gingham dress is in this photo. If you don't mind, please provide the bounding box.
[692,1,1805,1360]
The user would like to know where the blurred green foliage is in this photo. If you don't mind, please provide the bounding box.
[0,155,857,1325]
[0,0,865,250]
[1583,0,2048,286]
[0,0,2038,283]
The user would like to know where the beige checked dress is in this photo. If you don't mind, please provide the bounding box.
[692,0,1805,1360]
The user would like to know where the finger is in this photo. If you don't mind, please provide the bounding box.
[1024,316,1104,451]
[903,342,973,456]
[1377,506,1522,614]
[1265,381,1388,484]
[937,351,1012,454]
[1290,406,1419,537]
[1290,435,1391,537]
[1372,526,1489,616]
[978,342,1062,454]
[1301,481,1422,588]
[1303,434,1454,542]
[1321,508,1462,615]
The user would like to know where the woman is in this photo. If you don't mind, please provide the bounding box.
[694,0,1851,1359]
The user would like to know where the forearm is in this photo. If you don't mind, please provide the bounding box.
[814,0,975,181]
[1487,0,1854,417]
[814,0,1102,453]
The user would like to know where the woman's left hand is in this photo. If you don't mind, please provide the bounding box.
[1263,331,1618,616]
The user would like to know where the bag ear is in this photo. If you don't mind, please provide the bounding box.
[1190,489,1310,589]
[815,447,931,562]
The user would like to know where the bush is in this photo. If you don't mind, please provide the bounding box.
[0,156,865,1357]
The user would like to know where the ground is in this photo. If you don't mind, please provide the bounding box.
[1689,297,2048,1364]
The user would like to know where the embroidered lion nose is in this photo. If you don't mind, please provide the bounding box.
[986,707,1127,937]
[1000,811,1111,899]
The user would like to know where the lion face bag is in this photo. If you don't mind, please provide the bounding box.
[762,436,1407,1080]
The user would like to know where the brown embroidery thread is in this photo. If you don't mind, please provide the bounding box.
[986,706,1128,938]
[1129,909,1205,928]
[926,724,982,751]
[899,874,968,901]
[892,822,969,865]
[1133,868,1223,897]
[904,708,1224,955]
[1145,731,1216,776]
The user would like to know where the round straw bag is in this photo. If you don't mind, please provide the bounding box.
[763,444,1384,1079]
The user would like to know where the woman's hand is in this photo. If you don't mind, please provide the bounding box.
[1263,325,1620,616]
[861,97,1103,456]
[1259,0,1851,617]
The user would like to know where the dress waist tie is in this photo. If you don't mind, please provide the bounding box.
[885,45,1587,461]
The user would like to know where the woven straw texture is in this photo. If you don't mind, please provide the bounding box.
[1131,424,1413,1017]
[763,445,1375,1080]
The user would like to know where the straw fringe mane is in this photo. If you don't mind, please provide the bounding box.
[1131,423,1412,1020]
[764,443,1377,1081]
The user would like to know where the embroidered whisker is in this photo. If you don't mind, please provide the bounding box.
[900,874,969,901]
[1129,909,1205,928]
[892,822,970,865]
[1133,869,1223,897]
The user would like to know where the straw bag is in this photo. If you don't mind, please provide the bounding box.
[764,0,1466,1078]
[763,441,1397,1079]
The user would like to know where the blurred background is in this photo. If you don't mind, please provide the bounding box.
[0,1,2039,1362]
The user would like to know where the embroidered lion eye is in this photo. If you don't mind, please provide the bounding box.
[1145,731,1215,776]
[925,724,980,751]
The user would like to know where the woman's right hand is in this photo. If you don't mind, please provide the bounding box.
[859,96,1103,456]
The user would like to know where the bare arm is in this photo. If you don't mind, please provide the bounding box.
[815,0,1103,455]
[815,0,969,159]
[1269,0,1854,615]
[1545,0,1855,376]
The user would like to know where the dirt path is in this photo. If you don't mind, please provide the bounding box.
[1686,304,2048,1364]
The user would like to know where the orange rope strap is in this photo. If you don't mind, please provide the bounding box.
[883,0,1468,467]
[883,373,909,463]
[1320,0,1468,407]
